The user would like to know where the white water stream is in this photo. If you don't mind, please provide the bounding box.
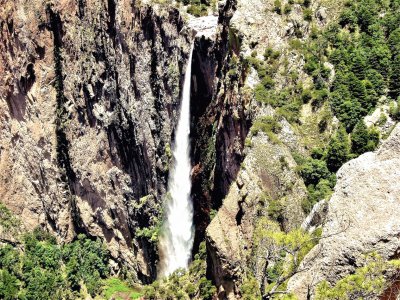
[159,44,195,277]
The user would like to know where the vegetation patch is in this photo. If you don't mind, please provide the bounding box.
[103,277,142,300]
[316,253,400,300]
[0,228,111,299]
[248,218,321,299]
[251,116,282,144]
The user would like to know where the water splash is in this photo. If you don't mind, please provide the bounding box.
[159,44,195,277]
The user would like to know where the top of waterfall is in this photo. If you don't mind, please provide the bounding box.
[188,16,218,38]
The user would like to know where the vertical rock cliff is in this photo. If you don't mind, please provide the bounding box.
[0,0,263,288]
[0,0,192,282]
[190,0,254,255]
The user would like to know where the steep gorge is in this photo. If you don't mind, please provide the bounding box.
[0,0,249,285]
[1,0,400,299]
[190,0,253,255]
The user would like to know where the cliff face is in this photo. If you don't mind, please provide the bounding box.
[190,0,254,255]
[0,0,319,290]
[202,0,312,297]
[0,0,250,285]
[206,131,308,298]
[0,0,191,282]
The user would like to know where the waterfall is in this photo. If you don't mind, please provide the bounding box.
[159,44,195,277]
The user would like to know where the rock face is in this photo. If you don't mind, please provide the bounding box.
[206,131,307,299]
[287,124,400,299]
[0,0,191,282]
[0,0,251,284]
[190,0,254,255]
[202,0,317,296]
[5,1,398,298]
[0,0,254,284]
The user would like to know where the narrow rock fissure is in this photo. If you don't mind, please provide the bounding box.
[47,5,85,234]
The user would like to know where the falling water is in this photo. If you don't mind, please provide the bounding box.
[159,44,195,277]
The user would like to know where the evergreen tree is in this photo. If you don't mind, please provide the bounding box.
[351,120,370,155]
[338,9,357,29]
[365,69,385,95]
[355,0,378,31]
[0,270,19,300]
[351,49,367,78]
[368,44,391,78]
[326,125,350,172]
[298,158,331,186]
[388,28,400,56]
[389,54,400,99]
[337,100,362,132]
[347,72,367,106]
[362,79,378,111]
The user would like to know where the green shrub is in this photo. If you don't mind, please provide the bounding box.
[316,253,400,300]
[240,274,262,300]
[326,126,350,172]
[303,178,335,213]
[312,89,329,108]
[351,121,379,155]
[273,0,282,14]
[261,76,275,89]
[389,99,400,120]
[143,242,216,299]
[284,4,292,14]
[254,83,270,104]
[276,98,302,123]
[0,270,19,300]
[187,3,208,17]
[298,158,330,186]
[267,199,285,223]
[304,8,313,21]
[301,88,313,103]
[264,47,280,61]
[251,116,282,136]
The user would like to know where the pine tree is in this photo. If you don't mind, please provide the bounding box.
[326,125,350,172]
[389,54,400,99]
[351,49,367,79]
[351,120,369,155]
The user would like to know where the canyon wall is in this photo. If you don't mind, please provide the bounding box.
[288,124,400,298]
[0,0,191,282]
[2,0,399,298]
[0,0,251,285]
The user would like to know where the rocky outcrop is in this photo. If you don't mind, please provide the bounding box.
[0,0,191,282]
[287,124,400,299]
[206,130,307,299]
